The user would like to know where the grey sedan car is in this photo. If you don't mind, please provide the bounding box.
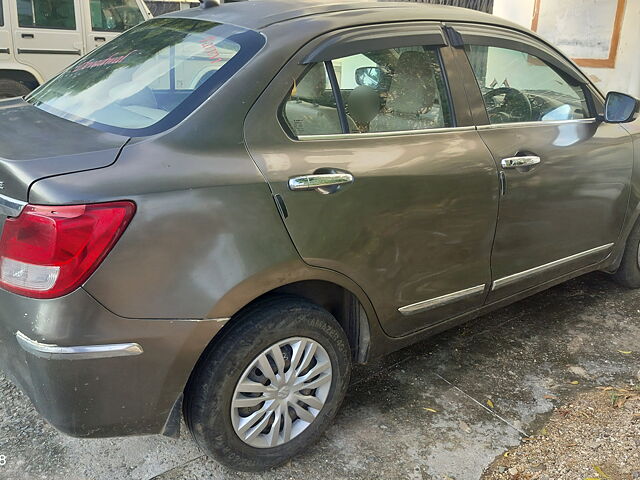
[0,0,639,472]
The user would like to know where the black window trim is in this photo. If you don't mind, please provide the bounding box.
[324,60,350,134]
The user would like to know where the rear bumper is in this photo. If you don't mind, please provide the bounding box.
[0,287,226,437]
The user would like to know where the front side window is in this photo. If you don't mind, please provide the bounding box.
[0,1,4,27]
[26,18,265,136]
[17,0,76,30]
[282,46,453,137]
[90,0,144,32]
[465,45,590,124]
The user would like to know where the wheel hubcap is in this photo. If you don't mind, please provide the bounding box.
[231,337,332,448]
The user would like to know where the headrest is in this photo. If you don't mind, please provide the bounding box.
[347,86,381,125]
[385,51,436,115]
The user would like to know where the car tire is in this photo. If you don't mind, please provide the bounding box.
[184,295,352,472]
[613,218,640,288]
[0,79,31,99]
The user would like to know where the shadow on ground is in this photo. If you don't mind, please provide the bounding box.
[1,272,639,480]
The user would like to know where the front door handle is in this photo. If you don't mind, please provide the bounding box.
[501,156,541,169]
[288,173,354,192]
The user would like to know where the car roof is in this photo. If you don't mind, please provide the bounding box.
[166,0,524,33]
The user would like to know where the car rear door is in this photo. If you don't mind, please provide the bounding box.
[245,23,500,337]
[80,0,147,53]
[10,0,84,81]
[451,24,633,302]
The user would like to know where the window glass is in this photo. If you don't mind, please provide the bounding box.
[0,2,4,27]
[17,0,76,30]
[90,0,144,32]
[465,45,590,124]
[26,18,266,135]
[282,46,453,137]
[282,63,344,136]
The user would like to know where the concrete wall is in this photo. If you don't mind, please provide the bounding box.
[493,0,640,98]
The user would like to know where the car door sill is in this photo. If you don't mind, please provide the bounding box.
[491,243,614,291]
[398,284,486,316]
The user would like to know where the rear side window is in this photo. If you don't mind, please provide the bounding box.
[17,0,76,30]
[283,63,343,136]
[282,46,453,137]
[465,45,590,124]
[0,2,4,27]
[26,18,265,136]
[90,0,145,32]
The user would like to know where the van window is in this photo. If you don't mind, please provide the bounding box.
[0,2,4,27]
[17,0,76,30]
[26,18,266,136]
[90,0,145,32]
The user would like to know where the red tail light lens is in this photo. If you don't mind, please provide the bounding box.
[0,201,135,299]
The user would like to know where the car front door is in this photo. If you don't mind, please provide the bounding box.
[80,0,147,53]
[453,24,633,302]
[10,0,84,81]
[245,23,500,337]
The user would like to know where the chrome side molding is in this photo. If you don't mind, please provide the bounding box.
[0,193,26,218]
[492,243,614,290]
[398,284,486,316]
[16,331,143,360]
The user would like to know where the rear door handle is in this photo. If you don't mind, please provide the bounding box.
[501,156,541,169]
[288,173,354,191]
[21,33,34,39]
[95,36,106,42]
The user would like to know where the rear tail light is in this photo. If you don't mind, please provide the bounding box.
[0,201,135,299]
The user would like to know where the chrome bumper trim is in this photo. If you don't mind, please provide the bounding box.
[492,243,614,291]
[16,331,143,360]
[0,193,26,218]
[398,284,486,316]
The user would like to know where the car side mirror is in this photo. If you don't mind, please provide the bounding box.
[604,91,640,123]
[355,67,384,89]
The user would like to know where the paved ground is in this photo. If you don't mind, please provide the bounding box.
[1,272,639,480]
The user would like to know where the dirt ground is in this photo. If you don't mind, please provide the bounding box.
[483,387,640,480]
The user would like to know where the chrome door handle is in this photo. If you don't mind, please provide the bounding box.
[288,173,354,191]
[501,156,541,169]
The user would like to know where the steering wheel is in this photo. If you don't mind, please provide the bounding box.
[483,87,533,123]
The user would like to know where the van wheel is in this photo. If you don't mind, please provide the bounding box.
[184,296,352,472]
[0,79,31,99]
[613,219,640,288]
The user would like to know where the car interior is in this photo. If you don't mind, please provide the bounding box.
[284,47,451,136]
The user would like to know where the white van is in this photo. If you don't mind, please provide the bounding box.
[0,0,151,98]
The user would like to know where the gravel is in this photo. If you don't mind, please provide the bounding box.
[482,387,640,480]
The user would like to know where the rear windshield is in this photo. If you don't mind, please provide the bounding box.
[26,18,265,136]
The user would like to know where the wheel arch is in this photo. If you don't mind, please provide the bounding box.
[0,66,43,90]
[212,275,378,365]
